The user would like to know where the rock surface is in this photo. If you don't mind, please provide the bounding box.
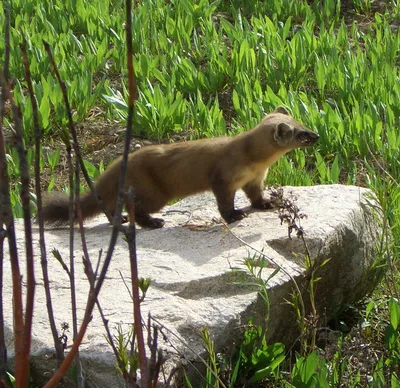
[3,185,385,386]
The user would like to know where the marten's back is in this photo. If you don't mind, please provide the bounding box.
[125,137,233,197]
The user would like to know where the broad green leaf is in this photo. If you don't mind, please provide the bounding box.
[315,151,327,182]
[303,351,320,383]
[39,96,51,129]
[282,16,292,40]
[389,298,400,330]
[232,89,240,112]
[102,94,128,111]
[83,160,99,180]
[330,154,340,183]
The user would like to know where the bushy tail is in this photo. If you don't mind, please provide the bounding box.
[40,191,101,226]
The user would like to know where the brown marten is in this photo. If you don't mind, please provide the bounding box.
[41,107,319,228]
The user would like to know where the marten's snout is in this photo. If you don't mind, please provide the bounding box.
[298,130,319,146]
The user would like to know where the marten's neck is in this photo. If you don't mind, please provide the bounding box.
[233,126,286,166]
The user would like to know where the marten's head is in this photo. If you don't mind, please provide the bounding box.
[269,107,319,150]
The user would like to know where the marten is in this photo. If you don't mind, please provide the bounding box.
[41,107,319,228]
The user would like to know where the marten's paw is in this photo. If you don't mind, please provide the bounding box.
[136,215,165,229]
[149,218,165,228]
[223,209,247,224]
[251,198,273,210]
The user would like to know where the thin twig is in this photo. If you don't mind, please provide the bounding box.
[126,189,148,385]
[82,252,136,386]
[70,157,83,386]
[0,228,6,386]
[6,96,35,382]
[10,52,36,388]
[94,249,102,279]
[52,249,70,277]
[43,226,121,387]
[119,270,133,300]
[123,0,149,385]
[147,315,163,387]
[0,1,11,380]
[43,2,152,386]
[20,34,65,366]
[0,70,27,388]
[75,155,135,385]
[42,41,123,388]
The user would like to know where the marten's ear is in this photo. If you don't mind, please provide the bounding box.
[274,122,294,146]
[273,106,290,115]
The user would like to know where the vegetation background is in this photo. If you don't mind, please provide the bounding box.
[1,0,400,386]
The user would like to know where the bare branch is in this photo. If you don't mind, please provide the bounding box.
[20,34,65,366]
[0,71,26,386]
[126,189,148,385]
[83,252,137,386]
[42,39,123,388]
[0,1,11,380]
[123,0,149,385]
[69,155,83,386]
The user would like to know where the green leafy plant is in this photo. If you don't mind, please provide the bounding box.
[83,159,101,180]
[290,351,330,388]
[234,324,285,384]
[109,324,140,380]
[385,298,400,365]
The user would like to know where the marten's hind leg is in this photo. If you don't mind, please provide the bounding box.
[108,197,165,228]
[135,208,165,229]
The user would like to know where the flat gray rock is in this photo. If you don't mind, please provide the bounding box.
[3,184,385,386]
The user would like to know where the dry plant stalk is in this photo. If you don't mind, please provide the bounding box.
[0,3,11,383]
[68,147,83,385]
[81,246,137,386]
[0,3,36,382]
[122,0,151,384]
[43,0,162,386]
[6,80,36,388]
[0,0,162,385]
[20,35,65,367]
[41,39,123,388]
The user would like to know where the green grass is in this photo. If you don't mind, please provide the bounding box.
[2,0,400,385]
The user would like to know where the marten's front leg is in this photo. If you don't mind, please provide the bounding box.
[210,177,246,223]
[131,176,168,228]
[242,178,272,210]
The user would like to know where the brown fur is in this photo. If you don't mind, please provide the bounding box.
[41,107,319,228]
